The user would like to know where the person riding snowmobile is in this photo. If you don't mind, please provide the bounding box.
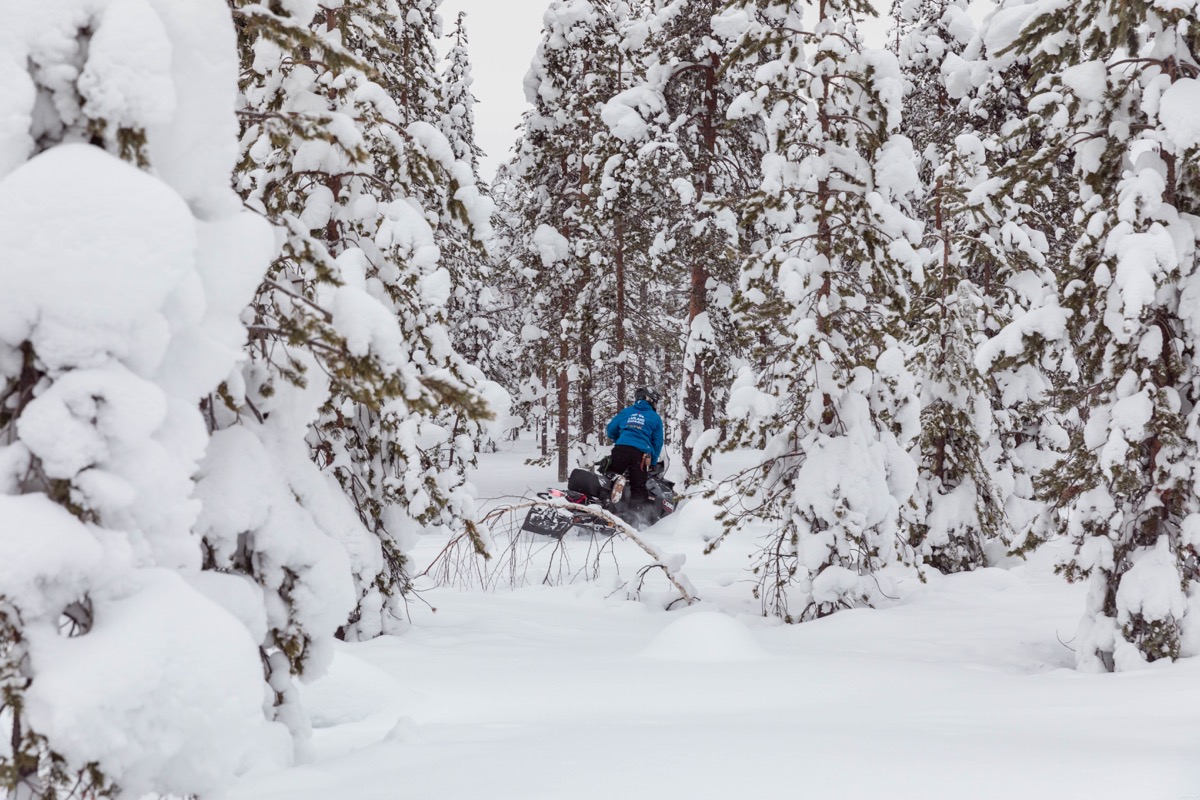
[605,387,664,520]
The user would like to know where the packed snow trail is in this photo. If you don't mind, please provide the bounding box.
[215,443,1200,800]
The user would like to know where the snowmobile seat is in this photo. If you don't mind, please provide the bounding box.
[568,468,603,499]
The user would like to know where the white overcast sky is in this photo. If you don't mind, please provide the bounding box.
[439,0,550,181]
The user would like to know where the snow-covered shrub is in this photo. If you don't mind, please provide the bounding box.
[0,1,319,795]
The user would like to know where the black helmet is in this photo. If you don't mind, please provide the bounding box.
[634,386,660,409]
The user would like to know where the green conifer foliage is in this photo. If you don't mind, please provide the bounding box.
[1000,0,1200,670]
[2,2,293,793]
[504,0,632,479]
[894,0,1014,572]
[714,0,924,621]
[645,0,760,478]
[589,94,691,412]
[924,2,1076,557]
[437,12,498,386]
[230,0,491,640]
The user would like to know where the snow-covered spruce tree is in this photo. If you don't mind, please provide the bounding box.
[996,0,1200,670]
[714,0,924,621]
[946,0,1079,280]
[892,0,1014,571]
[439,11,485,175]
[380,2,505,509]
[891,0,973,221]
[936,2,1077,546]
[902,146,1017,572]
[0,1,322,796]
[231,0,494,640]
[575,1,694,419]
[507,0,631,479]
[636,0,763,478]
[486,162,548,449]
[355,0,442,126]
[505,0,760,474]
[438,12,499,392]
[595,67,693,412]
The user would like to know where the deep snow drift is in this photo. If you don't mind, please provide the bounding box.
[214,441,1200,800]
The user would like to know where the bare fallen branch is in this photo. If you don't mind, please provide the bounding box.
[420,497,698,606]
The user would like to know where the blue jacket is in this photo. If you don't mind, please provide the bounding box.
[606,400,663,466]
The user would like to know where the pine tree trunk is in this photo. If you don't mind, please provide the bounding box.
[579,331,594,446]
[933,174,949,482]
[577,104,594,445]
[614,52,628,408]
[615,215,627,406]
[540,364,549,457]
[322,8,341,248]
[681,41,720,476]
[637,280,648,387]
[815,3,833,422]
[558,301,570,482]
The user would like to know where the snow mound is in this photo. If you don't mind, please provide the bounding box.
[24,569,285,798]
[642,612,768,662]
[299,649,416,729]
[667,496,725,543]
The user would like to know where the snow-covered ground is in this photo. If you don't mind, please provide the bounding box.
[216,440,1200,800]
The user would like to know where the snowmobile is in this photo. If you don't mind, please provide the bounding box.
[520,455,679,538]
